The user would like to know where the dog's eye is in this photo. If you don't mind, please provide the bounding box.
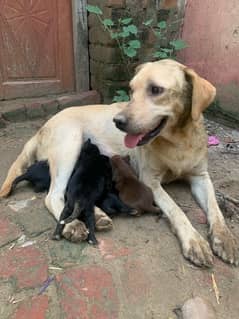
[150,85,164,95]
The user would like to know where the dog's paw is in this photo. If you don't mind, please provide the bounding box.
[182,232,214,267]
[210,223,239,266]
[62,220,89,242]
[94,207,113,231]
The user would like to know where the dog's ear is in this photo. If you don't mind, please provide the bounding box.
[184,68,216,121]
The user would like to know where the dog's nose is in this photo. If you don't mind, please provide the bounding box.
[113,114,128,131]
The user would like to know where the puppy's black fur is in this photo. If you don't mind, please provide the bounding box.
[52,139,132,244]
[10,161,50,194]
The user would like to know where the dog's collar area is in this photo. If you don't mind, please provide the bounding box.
[137,117,168,146]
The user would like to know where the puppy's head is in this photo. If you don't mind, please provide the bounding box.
[110,155,135,182]
[113,59,216,148]
[81,139,100,157]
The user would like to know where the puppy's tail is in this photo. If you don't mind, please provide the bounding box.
[0,134,38,198]
[9,173,29,195]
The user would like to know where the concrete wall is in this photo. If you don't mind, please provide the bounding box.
[180,0,239,120]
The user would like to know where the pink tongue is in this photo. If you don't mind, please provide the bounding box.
[124,133,144,148]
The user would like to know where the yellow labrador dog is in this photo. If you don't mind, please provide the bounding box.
[0,59,238,267]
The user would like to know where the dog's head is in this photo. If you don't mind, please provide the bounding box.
[113,59,216,148]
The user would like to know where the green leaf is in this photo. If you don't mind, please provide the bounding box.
[103,18,114,27]
[143,19,154,26]
[118,31,130,38]
[153,51,168,59]
[86,5,102,15]
[169,39,187,50]
[160,48,173,53]
[112,90,130,102]
[123,47,137,57]
[121,18,133,25]
[128,39,141,49]
[110,32,119,39]
[123,24,138,35]
[157,21,167,29]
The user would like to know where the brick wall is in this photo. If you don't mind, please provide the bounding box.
[88,0,185,102]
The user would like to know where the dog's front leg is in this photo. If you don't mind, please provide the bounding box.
[152,183,213,267]
[189,172,239,265]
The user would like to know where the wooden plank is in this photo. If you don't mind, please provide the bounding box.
[72,0,89,92]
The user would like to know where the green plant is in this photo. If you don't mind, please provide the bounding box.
[112,90,130,103]
[86,5,187,101]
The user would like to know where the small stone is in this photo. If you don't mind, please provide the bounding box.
[180,297,216,319]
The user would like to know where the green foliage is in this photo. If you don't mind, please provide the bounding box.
[157,21,167,29]
[112,90,130,102]
[169,39,188,50]
[86,5,102,15]
[120,18,133,25]
[86,5,187,102]
[103,18,114,27]
[143,19,153,26]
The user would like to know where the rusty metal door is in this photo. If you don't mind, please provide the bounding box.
[0,0,75,99]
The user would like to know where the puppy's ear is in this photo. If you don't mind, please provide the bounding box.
[184,68,216,121]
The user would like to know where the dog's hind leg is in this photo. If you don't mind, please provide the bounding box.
[0,135,38,198]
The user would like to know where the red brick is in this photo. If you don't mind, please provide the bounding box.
[0,217,22,247]
[98,238,130,260]
[0,114,7,128]
[57,91,101,110]
[121,260,150,304]
[25,102,45,119]
[57,266,119,319]
[189,208,207,224]
[12,295,49,319]
[0,246,48,289]
[142,0,149,8]
[160,0,178,9]
[107,0,125,8]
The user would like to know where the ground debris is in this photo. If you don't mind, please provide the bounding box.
[216,190,239,219]
[174,296,216,319]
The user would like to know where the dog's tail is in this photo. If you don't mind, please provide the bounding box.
[0,134,38,198]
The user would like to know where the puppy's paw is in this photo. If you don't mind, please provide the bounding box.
[62,220,89,242]
[129,209,141,216]
[210,223,239,266]
[94,207,113,231]
[182,232,213,267]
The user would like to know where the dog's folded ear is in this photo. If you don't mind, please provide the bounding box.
[184,68,216,121]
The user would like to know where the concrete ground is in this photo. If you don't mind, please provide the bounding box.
[0,119,238,319]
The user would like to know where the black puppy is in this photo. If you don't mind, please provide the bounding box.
[10,160,50,194]
[52,139,132,244]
